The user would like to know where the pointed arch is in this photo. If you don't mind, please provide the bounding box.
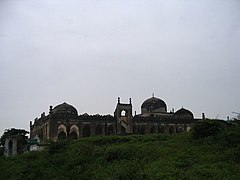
[70,125,79,139]
[57,124,67,140]
[8,140,13,156]
[58,124,67,134]
[177,126,185,133]
[58,131,67,140]
[69,131,78,139]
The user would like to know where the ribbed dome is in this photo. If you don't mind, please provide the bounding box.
[52,102,78,115]
[141,97,167,114]
[174,107,193,119]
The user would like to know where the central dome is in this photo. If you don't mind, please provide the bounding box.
[52,102,78,115]
[141,96,167,114]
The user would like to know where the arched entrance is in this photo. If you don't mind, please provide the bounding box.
[8,140,13,156]
[177,126,184,133]
[58,131,67,140]
[70,125,79,139]
[82,125,91,137]
[69,131,78,139]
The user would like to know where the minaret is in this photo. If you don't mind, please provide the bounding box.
[114,97,133,134]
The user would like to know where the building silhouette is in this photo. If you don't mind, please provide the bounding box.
[30,96,197,142]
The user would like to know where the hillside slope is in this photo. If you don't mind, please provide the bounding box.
[1,121,240,179]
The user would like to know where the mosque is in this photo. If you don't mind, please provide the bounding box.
[30,96,198,142]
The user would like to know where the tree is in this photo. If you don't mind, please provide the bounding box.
[0,128,29,147]
[191,120,226,139]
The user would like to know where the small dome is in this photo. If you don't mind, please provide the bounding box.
[141,96,167,114]
[174,107,193,119]
[52,102,78,115]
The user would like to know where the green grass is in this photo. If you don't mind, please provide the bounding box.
[1,122,240,179]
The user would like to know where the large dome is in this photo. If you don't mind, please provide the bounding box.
[51,102,78,115]
[174,107,193,119]
[141,96,167,114]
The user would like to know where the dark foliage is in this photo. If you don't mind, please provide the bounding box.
[48,140,68,154]
[1,126,240,179]
[0,128,29,147]
[191,120,227,139]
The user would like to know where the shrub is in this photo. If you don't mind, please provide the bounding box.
[218,126,240,147]
[48,140,68,154]
[191,120,226,139]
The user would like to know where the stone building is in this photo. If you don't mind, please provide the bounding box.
[4,135,28,156]
[30,96,197,142]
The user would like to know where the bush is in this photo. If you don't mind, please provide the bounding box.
[218,126,240,147]
[48,140,68,154]
[191,120,226,139]
[1,134,240,179]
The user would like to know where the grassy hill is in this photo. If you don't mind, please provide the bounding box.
[1,120,240,179]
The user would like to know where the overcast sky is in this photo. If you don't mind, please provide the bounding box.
[0,0,239,135]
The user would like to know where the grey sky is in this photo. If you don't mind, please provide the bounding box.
[0,0,240,135]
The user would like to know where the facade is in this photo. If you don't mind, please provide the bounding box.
[30,96,198,142]
[4,135,28,156]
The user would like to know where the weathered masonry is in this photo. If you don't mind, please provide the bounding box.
[30,96,198,142]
